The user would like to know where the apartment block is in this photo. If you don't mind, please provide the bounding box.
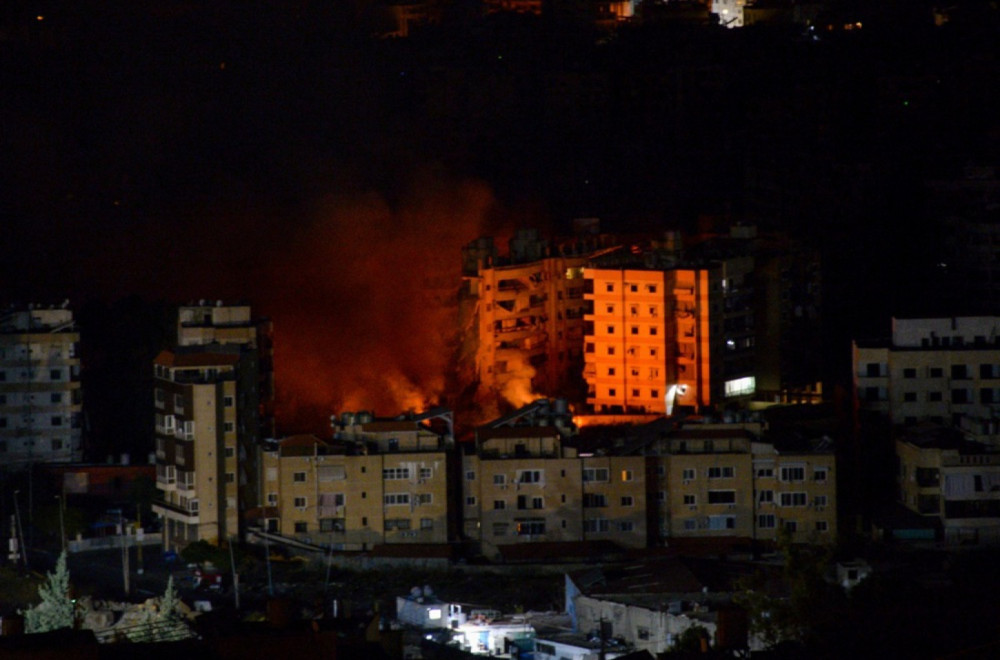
[583,249,718,414]
[257,410,454,550]
[897,425,1000,545]
[152,302,268,551]
[638,423,835,545]
[854,317,1000,443]
[0,304,83,468]
[461,225,619,406]
[463,399,648,559]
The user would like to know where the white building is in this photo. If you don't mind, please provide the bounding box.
[0,304,83,468]
[854,317,1000,444]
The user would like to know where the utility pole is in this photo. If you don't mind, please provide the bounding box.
[13,490,27,568]
[135,504,143,575]
[56,492,66,555]
[229,536,239,610]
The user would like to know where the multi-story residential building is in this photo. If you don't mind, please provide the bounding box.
[583,244,720,414]
[853,317,1000,444]
[462,399,648,559]
[637,422,836,545]
[461,225,618,406]
[256,409,454,550]
[0,304,83,468]
[152,302,269,551]
[896,425,1000,545]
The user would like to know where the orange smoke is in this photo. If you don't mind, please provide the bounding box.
[262,177,501,432]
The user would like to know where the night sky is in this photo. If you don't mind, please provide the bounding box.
[3,1,1000,444]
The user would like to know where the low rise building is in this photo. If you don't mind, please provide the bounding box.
[896,424,1000,545]
[463,399,648,559]
[854,316,1000,444]
[257,409,454,550]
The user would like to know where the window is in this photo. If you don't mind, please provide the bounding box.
[493,500,506,510]
[631,326,639,335]
[903,368,917,378]
[493,474,506,485]
[608,388,616,397]
[606,325,615,335]
[51,416,62,426]
[384,519,411,531]
[759,490,774,503]
[266,467,277,482]
[50,369,62,381]
[814,468,828,482]
[416,493,433,506]
[420,518,434,530]
[517,495,544,509]
[384,467,411,480]
[903,392,917,402]
[650,326,658,336]
[928,391,943,402]
[516,519,545,535]
[465,496,477,506]
[651,389,659,399]
[223,421,235,433]
[466,470,476,481]
[621,495,634,506]
[608,367,616,376]
[607,347,615,356]
[267,492,278,505]
[784,520,798,532]
[583,493,609,508]
[606,283,615,293]
[815,495,828,507]
[708,490,736,504]
[294,496,307,508]
[646,284,657,293]
[708,466,734,479]
[683,494,696,505]
[684,519,697,530]
[621,469,634,482]
[780,492,808,507]
[50,393,62,404]
[708,515,736,530]
[952,388,971,404]
[815,520,829,532]
[682,468,696,481]
[780,466,805,482]
[492,522,509,536]
[223,396,234,407]
[293,472,307,483]
[929,367,943,378]
[756,466,774,478]
[225,472,235,484]
[606,304,615,314]
[517,470,543,484]
[758,514,776,529]
[584,519,610,533]
[320,518,345,532]
[583,468,609,482]
[224,447,235,458]
[384,493,410,506]
[952,364,969,380]
[294,522,307,533]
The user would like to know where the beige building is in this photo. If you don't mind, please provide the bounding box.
[896,425,1000,545]
[463,399,648,558]
[152,302,269,551]
[640,423,836,545]
[854,316,1000,443]
[0,304,83,468]
[257,410,454,550]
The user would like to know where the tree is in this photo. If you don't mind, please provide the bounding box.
[159,575,181,624]
[22,551,77,633]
